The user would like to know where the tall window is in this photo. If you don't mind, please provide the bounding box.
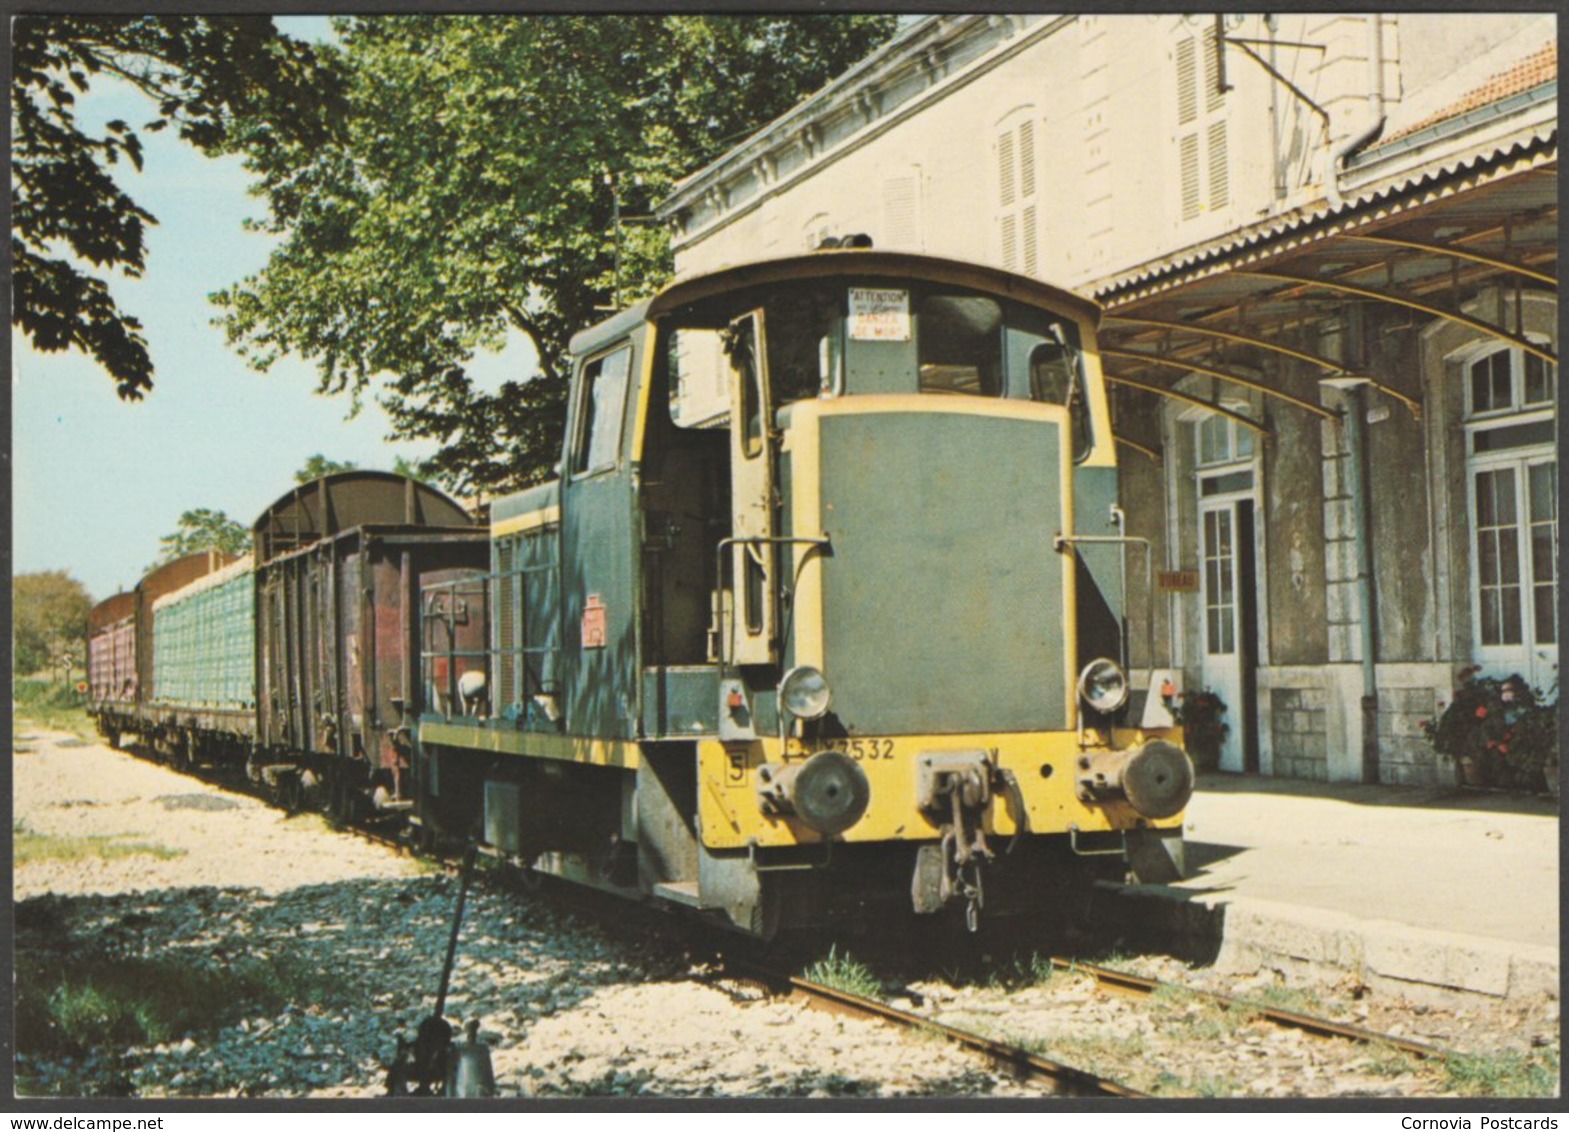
[1191,411,1256,656]
[1464,344,1557,660]
[994,110,1039,274]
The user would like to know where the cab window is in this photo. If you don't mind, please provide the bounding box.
[572,344,633,475]
[918,294,1003,396]
[1030,336,1093,461]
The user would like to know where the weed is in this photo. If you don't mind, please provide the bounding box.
[1150,983,1199,1006]
[13,679,93,739]
[982,951,1056,990]
[802,945,883,999]
[1192,1075,1236,1098]
[14,951,343,1061]
[1443,1046,1559,1098]
[995,1031,1050,1056]
[1247,983,1327,1016]
[13,822,185,867]
[1362,1043,1419,1078]
[1049,1030,1148,1072]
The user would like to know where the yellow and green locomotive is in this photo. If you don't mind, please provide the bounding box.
[415,249,1194,935]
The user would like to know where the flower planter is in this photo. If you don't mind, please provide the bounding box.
[1458,756,1486,788]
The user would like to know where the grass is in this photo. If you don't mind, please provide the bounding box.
[13,678,94,739]
[990,952,1056,989]
[13,821,185,866]
[801,945,884,999]
[1362,1043,1421,1078]
[15,948,344,1065]
[1443,1046,1559,1098]
[1245,982,1329,1016]
[1047,1030,1149,1075]
[1151,985,1259,1042]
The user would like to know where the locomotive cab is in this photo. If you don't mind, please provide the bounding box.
[639,253,1192,930]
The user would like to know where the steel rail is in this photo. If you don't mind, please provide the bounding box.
[1052,957,1451,1061]
[723,961,1148,1098]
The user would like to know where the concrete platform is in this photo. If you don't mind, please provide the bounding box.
[1100,774,1560,1003]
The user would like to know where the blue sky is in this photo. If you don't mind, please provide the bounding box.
[13,40,532,601]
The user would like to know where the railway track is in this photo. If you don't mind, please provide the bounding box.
[1050,957,1450,1062]
[713,960,1149,1098]
[702,954,1468,1100]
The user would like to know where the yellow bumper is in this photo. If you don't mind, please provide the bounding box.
[697,728,1186,849]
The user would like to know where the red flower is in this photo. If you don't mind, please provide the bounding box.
[1499,743,1510,755]
[1476,706,1489,719]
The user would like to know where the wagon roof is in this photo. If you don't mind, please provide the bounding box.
[136,551,238,604]
[87,590,137,633]
[252,471,477,565]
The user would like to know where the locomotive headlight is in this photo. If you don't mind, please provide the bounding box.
[778,665,832,720]
[1077,658,1129,714]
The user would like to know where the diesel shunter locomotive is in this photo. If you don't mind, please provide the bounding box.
[87,250,1194,939]
[413,249,1194,935]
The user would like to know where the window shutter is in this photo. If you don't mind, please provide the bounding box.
[1018,119,1036,199]
[998,130,1016,207]
[882,173,920,249]
[1203,28,1225,113]
[1180,134,1201,221]
[1207,120,1229,211]
[1176,38,1198,126]
[997,112,1038,274]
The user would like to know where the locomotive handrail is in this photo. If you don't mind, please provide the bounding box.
[1053,533,1155,711]
[483,561,560,724]
[713,535,832,670]
[420,576,491,720]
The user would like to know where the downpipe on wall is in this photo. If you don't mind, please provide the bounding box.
[1337,366,1380,784]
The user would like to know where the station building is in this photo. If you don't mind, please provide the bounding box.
[655,13,1559,785]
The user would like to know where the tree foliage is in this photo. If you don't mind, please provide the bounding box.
[11,15,342,397]
[14,570,94,676]
[156,507,251,565]
[294,453,359,483]
[217,15,897,493]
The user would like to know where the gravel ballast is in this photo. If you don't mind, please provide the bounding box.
[12,730,1030,1099]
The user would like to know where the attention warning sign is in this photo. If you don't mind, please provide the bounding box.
[848,288,911,341]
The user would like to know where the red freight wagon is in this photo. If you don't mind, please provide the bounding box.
[86,590,138,747]
[251,472,488,816]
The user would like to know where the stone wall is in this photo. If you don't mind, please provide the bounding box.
[1268,685,1330,780]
